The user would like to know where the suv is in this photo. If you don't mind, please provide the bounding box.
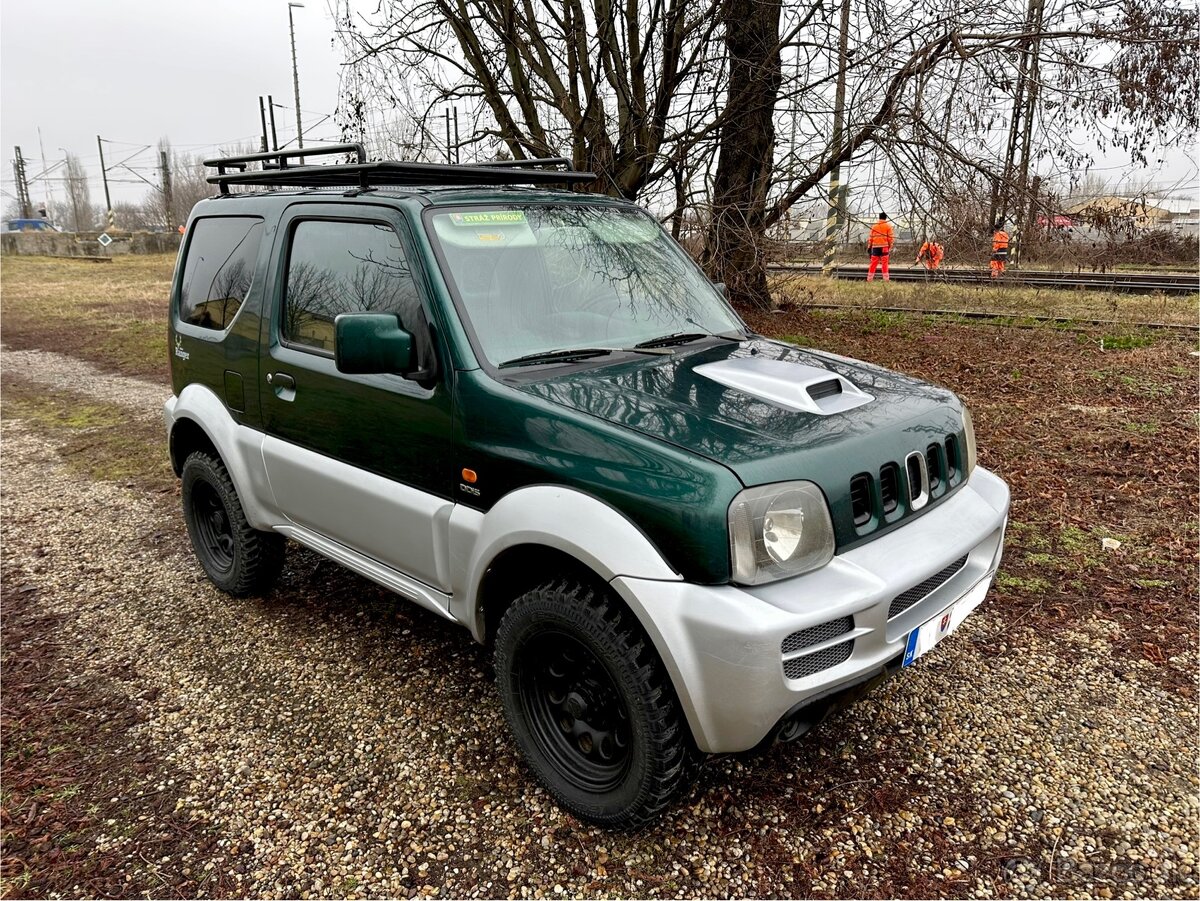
[165,145,1009,827]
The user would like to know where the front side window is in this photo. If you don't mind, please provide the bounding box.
[283,219,421,353]
[179,217,263,330]
[428,205,744,368]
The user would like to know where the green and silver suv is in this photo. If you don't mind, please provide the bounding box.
[165,146,1009,827]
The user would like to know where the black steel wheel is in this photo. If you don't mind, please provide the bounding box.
[517,630,632,793]
[189,478,236,574]
[181,452,284,596]
[495,578,701,827]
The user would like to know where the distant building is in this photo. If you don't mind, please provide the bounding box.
[1062,196,1172,232]
[1143,193,1200,237]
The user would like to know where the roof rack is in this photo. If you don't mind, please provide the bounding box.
[204,143,597,194]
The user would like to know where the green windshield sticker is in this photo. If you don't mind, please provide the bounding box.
[449,211,527,226]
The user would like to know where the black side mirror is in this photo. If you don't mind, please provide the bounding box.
[714,282,729,299]
[334,313,414,375]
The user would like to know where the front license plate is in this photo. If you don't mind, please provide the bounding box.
[903,577,991,667]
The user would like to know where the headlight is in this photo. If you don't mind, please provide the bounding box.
[962,407,978,476]
[728,481,834,585]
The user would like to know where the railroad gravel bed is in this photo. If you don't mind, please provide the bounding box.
[3,410,1197,900]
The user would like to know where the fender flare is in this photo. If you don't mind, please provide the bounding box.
[449,485,682,641]
[166,385,276,530]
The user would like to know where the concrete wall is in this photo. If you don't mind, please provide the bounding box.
[0,231,182,258]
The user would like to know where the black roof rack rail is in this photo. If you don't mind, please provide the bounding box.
[204,143,367,174]
[204,145,596,195]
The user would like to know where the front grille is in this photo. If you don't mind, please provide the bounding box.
[879,463,900,514]
[849,474,872,526]
[906,454,924,502]
[782,616,853,654]
[887,554,969,619]
[783,639,854,679]
[927,444,943,494]
[807,378,843,401]
[945,435,959,481]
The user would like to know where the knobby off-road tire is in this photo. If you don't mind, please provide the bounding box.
[494,578,702,827]
[181,452,284,596]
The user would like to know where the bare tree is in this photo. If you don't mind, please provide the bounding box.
[703,0,784,307]
[139,139,217,229]
[54,153,93,232]
[335,0,726,196]
[336,0,1198,308]
[112,200,160,232]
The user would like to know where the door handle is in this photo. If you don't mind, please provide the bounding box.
[267,372,296,390]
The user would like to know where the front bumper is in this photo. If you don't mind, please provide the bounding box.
[611,466,1010,753]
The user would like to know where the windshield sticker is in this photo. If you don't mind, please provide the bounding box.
[449,211,527,226]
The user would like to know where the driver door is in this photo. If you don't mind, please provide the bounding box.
[258,204,455,591]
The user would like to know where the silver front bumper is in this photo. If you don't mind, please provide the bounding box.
[611,466,1011,753]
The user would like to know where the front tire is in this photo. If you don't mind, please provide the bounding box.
[494,579,700,827]
[181,452,284,596]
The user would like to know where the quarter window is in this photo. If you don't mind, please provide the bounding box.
[283,220,421,353]
[179,217,263,331]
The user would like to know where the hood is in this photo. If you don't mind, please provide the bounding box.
[516,338,968,547]
[517,337,964,483]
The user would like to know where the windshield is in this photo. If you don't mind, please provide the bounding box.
[428,205,744,367]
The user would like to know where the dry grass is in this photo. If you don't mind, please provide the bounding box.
[772,273,1199,326]
[0,254,175,381]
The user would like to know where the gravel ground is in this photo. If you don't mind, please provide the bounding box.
[2,346,169,413]
[3,350,1198,899]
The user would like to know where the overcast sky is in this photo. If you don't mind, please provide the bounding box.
[2,1,1196,217]
[1,0,345,209]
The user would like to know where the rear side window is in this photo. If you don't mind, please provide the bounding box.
[283,220,421,353]
[179,217,263,331]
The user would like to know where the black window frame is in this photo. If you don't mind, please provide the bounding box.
[176,215,265,334]
[278,214,430,363]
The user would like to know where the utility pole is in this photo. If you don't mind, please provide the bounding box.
[160,149,174,230]
[990,0,1039,231]
[96,135,114,230]
[13,147,32,219]
[453,107,460,164]
[1012,0,1045,267]
[259,96,270,152]
[37,127,54,213]
[288,3,305,149]
[821,0,852,276]
[445,109,452,164]
[268,94,279,150]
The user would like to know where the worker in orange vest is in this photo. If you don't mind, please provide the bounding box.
[866,213,895,282]
[916,239,944,271]
[990,223,1009,279]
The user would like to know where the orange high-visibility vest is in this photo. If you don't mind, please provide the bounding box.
[868,221,895,251]
[992,230,1009,252]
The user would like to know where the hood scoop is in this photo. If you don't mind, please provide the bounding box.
[694,357,874,416]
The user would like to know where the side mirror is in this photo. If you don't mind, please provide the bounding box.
[714,282,729,299]
[334,313,414,375]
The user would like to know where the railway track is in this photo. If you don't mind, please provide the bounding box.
[798,304,1198,332]
[769,264,1200,296]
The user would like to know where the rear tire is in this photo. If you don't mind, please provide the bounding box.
[494,578,701,827]
[181,452,284,596]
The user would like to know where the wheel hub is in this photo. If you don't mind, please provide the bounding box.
[191,481,235,574]
[517,631,632,791]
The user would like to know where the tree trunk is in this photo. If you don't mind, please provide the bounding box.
[704,0,782,311]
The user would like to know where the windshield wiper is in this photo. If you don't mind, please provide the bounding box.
[498,347,614,369]
[633,332,709,349]
[634,330,744,349]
